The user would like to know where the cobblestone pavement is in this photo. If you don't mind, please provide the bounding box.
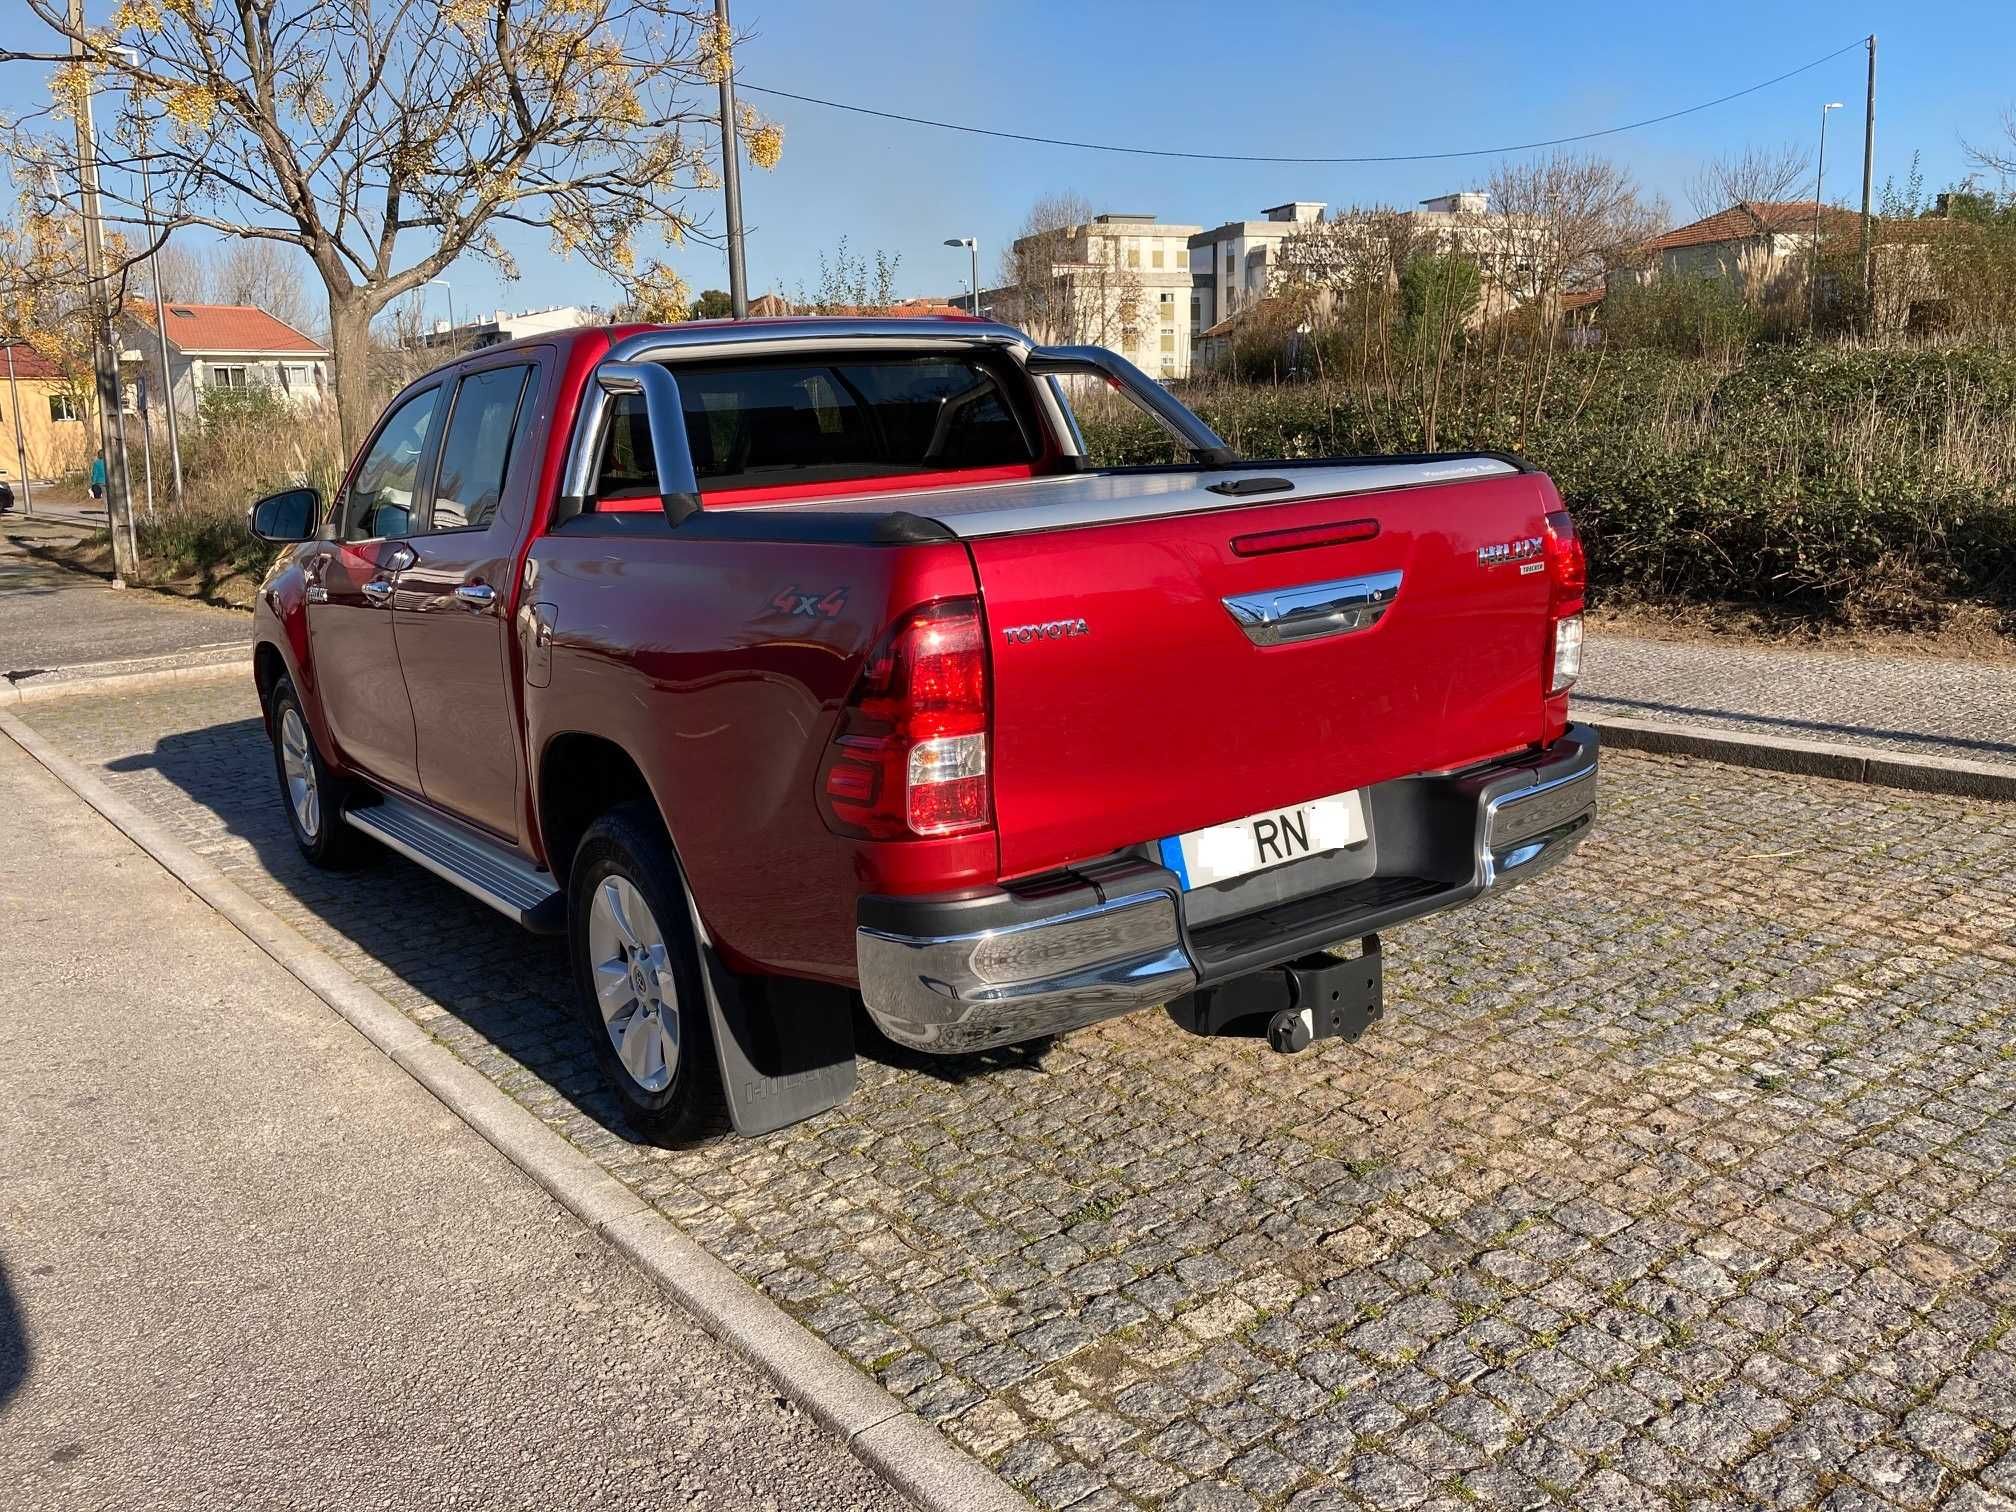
[21,678,2016,1512]
[1580,632,2016,766]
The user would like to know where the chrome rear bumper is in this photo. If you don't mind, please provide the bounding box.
[858,726,1598,1055]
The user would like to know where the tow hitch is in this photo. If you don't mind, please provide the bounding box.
[1165,936,1383,1054]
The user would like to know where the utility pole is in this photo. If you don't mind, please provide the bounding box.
[70,0,138,583]
[136,138,182,509]
[5,342,33,517]
[1860,34,1878,314]
[714,0,748,318]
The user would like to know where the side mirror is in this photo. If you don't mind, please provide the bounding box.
[247,486,320,543]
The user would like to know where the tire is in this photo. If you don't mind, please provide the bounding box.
[568,801,713,1138]
[267,676,363,868]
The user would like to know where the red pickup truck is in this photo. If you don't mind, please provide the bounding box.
[248,316,1597,1136]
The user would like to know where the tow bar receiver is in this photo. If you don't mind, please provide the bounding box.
[1166,936,1383,1053]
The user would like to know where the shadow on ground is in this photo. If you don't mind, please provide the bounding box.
[1580,692,2016,760]
[0,1259,29,1410]
[105,716,1059,1149]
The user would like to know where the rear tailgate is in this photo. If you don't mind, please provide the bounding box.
[971,471,1557,879]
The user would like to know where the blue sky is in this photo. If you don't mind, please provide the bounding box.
[4,1,2013,326]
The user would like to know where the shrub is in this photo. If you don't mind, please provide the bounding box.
[1098,345,2016,626]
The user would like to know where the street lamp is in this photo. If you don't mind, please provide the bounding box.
[1810,102,1845,328]
[944,237,978,317]
[425,277,456,342]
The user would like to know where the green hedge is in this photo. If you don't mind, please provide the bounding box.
[1081,346,2016,626]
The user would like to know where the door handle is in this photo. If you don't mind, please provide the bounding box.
[454,582,497,607]
[361,578,394,605]
[1222,570,1403,647]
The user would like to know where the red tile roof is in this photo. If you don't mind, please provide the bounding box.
[133,301,326,354]
[1650,201,1859,252]
[0,342,64,379]
[1559,287,1606,312]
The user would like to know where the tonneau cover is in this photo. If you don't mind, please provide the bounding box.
[728,457,1521,539]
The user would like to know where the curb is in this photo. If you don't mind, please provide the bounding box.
[1583,713,2016,802]
[0,707,1028,1512]
[1,654,252,708]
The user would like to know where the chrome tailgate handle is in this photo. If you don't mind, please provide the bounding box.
[454,582,496,607]
[1223,570,1402,647]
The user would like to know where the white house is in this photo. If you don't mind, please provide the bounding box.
[118,302,329,417]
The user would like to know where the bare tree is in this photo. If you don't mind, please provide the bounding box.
[3,2,782,451]
[1964,108,2016,179]
[997,191,1095,343]
[1484,153,1665,440]
[136,238,209,304]
[1486,153,1665,308]
[210,239,312,333]
[1684,143,1814,219]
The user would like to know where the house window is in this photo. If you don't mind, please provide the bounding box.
[1160,330,1176,352]
[208,364,249,389]
[1126,244,1141,269]
[1224,254,1235,276]
[1151,248,1165,269]
[279,363,313,393]
[48,393,81,422]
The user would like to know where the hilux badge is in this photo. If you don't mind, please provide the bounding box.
[1478,536,1543,567]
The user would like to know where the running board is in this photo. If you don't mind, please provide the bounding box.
[345,796,565,933]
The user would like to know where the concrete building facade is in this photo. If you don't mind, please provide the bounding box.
[991,213,1202,379]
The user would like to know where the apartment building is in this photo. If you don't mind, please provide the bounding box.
[1187,201,1327,336]
[991,213,1202,379]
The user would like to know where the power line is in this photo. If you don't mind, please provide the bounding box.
[741,36,1871,166]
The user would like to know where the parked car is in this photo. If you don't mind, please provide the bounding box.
[0,480,14,512]
[248,317,1597,1136]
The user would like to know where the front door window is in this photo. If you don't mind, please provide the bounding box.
[343,386,439,540]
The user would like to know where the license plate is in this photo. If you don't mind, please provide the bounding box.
[1159,790,1367,890]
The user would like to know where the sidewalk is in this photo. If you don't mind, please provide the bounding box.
[0,732,906,1512]
[1580,628,2016,767]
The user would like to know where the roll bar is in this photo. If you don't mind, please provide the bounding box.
[556,320,1237,526]
[1025,345,1236,466]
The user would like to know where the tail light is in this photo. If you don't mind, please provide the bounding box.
[819,598,992,839]
[1544,508,1586,694]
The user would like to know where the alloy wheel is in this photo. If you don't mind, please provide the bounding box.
[586,875,680,1093]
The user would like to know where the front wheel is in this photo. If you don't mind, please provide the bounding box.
[267,677,362,868]
[568,803,712,1138]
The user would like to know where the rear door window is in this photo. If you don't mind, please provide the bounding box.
[675,354,1037,491]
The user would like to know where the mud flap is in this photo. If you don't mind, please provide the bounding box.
[696,941,858,1136]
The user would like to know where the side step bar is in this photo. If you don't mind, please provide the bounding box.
[345,795,565,933]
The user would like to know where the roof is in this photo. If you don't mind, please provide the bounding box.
[1197,296,1293,341]
[0,342,64,379]
[132,302,327,355]
[1559,287,1606,312]
[1650,201,1859,253]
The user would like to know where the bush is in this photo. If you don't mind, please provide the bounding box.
[1604,277,1760,360]
[1095,345,2016,626]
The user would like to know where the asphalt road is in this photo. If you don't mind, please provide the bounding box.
[0,731,908,1512]
[0,516,248,680]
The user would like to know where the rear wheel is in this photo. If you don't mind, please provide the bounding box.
[568,802,712,1138]
[267,677,362,868]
